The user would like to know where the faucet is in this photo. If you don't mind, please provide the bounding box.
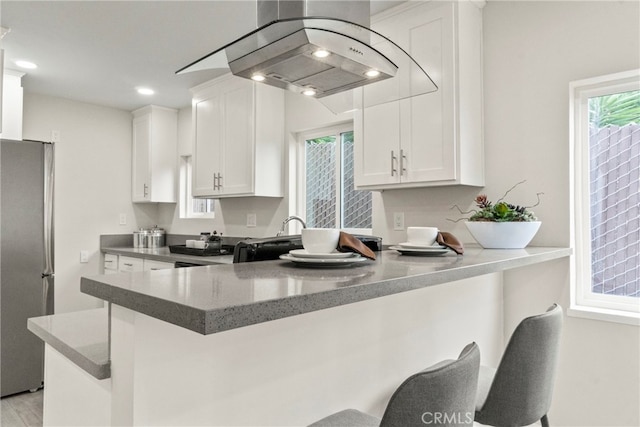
[276,215,306,236]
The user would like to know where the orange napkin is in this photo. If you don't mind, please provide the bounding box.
[337,232,376,260]
[437,232,464,255]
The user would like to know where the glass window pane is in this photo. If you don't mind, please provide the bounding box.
[306,136,337,228]
[341,131,372,229]
[588,90,640,297]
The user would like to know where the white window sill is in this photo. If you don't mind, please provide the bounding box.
[568,304,640,326]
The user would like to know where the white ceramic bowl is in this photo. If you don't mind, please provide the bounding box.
[406,226,439,246]
[465,221,541,249]
[301,228,340,254]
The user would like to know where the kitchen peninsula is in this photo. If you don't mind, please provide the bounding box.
[33,247,571,426]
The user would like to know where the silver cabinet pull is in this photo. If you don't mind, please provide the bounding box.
[143,183,149,197]
[400,149,407,175]
[217,173,222,190]
[213,173,218,190]
[391,151,398,176]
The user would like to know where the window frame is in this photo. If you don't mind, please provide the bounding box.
[570,69,640,325]
[296,123,373,235]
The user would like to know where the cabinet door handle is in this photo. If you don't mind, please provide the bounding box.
[143,183,149,197]
[391,151,398,176]
[213,173,218,190]
[400,149,407,175]
[123,263,133,267]
[217,173,222,190]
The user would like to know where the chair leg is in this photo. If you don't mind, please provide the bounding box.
[541,414,550,427]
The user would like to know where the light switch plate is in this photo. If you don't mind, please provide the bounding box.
[393,212,405,230]
[247,213,257,227]
[80,250,89,263]
[119,213,127,225]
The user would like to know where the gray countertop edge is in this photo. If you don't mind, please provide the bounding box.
[27,309,110,380]
[102,246,233,265]
[81,247,572,336]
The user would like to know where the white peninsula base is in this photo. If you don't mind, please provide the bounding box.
[109,274,503,426]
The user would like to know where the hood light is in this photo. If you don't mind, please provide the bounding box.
[312,49,330,59]
[251,74,266,82]
[365,69,380,78]
[302,88,317,96]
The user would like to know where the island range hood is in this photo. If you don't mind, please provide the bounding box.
[177,0,437,114]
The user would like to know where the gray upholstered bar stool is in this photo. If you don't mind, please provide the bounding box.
[475,304,563,427]
[308,342,480,427]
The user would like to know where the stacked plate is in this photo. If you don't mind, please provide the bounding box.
[389,242,450,256]
[279,249,367,267]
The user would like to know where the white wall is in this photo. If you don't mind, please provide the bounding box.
[22,93,157,313]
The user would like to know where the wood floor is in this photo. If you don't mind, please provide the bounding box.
[1,389,43,427]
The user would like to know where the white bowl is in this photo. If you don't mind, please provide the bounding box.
[301,228,340,254]
[465,221,541,249]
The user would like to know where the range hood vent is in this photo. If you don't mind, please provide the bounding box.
[177,0,437,114]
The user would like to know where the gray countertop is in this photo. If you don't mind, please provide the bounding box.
[27,308,110,380]
[102,246,234,265]
[82,247,571,336]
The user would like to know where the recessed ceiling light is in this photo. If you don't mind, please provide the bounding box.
[302,88,317,96]
[312,49,330,58]
[251,74,266,82]
[15,60,37,69]
[365,70,380,78]
[137,88,155,96]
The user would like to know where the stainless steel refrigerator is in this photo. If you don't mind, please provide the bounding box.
[1,138,54,397]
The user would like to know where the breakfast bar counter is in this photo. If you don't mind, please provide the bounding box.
[81,246,571,335]
[42,246,571,426]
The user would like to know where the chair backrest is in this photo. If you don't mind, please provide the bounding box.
[380,342,480,427]
[476,304,563,426]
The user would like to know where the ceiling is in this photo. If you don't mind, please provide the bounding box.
[0,0,404,112]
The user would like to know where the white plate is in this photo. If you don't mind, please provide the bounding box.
[398,242,447,250]
[279,254,367,267]
[389,246,450,256]
[289,249,356,259]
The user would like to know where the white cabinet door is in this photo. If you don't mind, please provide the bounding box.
[355,1,483,190]
[132,114,151,201]
[193,95,223,197]
[118,256,143,273]
[191,74,283,198]
[220,79,254,196]
[143,259,174,271]
[131,105,178,202]
[103,253,118,275]
[354,101,400,187]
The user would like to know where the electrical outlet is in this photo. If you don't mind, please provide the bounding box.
[393,212,405,231]
[80,250,89,263]
[247,213,257,227]
[119,213,127,225]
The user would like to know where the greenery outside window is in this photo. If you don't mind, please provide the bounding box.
[570,69,640,325]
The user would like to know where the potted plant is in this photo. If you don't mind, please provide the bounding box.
[453,181,542,249]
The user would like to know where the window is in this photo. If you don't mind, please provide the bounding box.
[298,124,372,233]
[570,69,640,324]
[180,156,215,219]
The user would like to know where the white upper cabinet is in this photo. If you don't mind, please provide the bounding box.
[131,105,178,203]
[354,0,484,190]
[0,70,24,141]
[191,74,284,198]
